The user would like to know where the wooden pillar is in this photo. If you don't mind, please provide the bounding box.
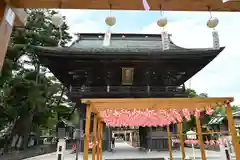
[97,120,101,160]
[0,2,26,71]
[167,125,173,160]
[0,3,14,70]
[83,104,91,160]
[196,118,206,160]
[99,122,103,160]
[177,123,185,160]
[225,102,240,160]
[92,114,98,160]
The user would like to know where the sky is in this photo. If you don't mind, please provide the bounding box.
[59,9,240,104]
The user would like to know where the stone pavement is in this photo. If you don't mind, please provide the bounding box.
[24,142,222,160]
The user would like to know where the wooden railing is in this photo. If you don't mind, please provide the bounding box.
[68,85,186,98]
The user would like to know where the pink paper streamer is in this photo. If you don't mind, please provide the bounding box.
[142,0,150,10]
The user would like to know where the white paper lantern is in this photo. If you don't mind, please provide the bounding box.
[157,17,168,27]
[207,17,219,28]
[105,16,116,27]
[51,13,64,27]
[103,16,116,46]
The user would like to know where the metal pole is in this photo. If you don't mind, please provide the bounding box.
[76,107,83,160]
[108,127,111,152]
[167,125,173,160]
[79,120,82,154]
[75,129,79,160]
[84,104,91,160]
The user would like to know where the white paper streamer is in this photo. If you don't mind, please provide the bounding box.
[5,8,15,27]
[212,31,220,50]
[103,29,111,46]
[161,31,169,50]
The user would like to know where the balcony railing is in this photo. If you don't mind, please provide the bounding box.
[69,85,186,98]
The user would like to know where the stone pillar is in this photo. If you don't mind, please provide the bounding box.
[107,127,112,151]
[56,139,66,160]
[56,121,66,160]
[148,127,152,152]
[124,131,127,141]
[130,131,133,145]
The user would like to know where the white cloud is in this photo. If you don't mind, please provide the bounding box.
[142,13,240,104]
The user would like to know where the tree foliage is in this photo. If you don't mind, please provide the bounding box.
[0,9,73,151]
[183,88,239,132]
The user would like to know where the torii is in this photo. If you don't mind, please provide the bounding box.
[0,1,26,70]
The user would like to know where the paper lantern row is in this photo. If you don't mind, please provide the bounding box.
[72,141,97,152]
[102,106,214,127]
[50,9,220,50]
[173,139,228,146]
[88,142,98,149]
[103,10,220,50]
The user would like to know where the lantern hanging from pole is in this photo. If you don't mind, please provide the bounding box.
[142,0,150,10]
[207,17,220,50]
[157,17,169,50]
[51,13,64,27]
[51,13,64,47]
[103,16,116,46]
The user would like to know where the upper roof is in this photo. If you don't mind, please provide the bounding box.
[35,33,224,87]
[71,33,183,52]
[35,33,223,57]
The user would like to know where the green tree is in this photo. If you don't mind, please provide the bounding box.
[183,89,209,131]
[1,9,73,152]
[183,88,239,132]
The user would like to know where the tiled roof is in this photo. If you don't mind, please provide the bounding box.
[34,33,224,55]
[208,110,240,125]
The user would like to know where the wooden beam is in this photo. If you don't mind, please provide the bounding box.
[225,103,240,160]
[0,4,14,70]
[97,120,101,160]
[99,122,103,160]
[0,2,26,71]
[7,0,240,12]
[88,103,104,122]
[83,104,91,160]
[83,97,234,110]
[167,125,173,160]
[0,2,4,19]
[83,97,233,104]
[12,8,26,26]
[92,113,98,160]
[196,118,206,160]
[177,123,185,160]
[3,1,26,26]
